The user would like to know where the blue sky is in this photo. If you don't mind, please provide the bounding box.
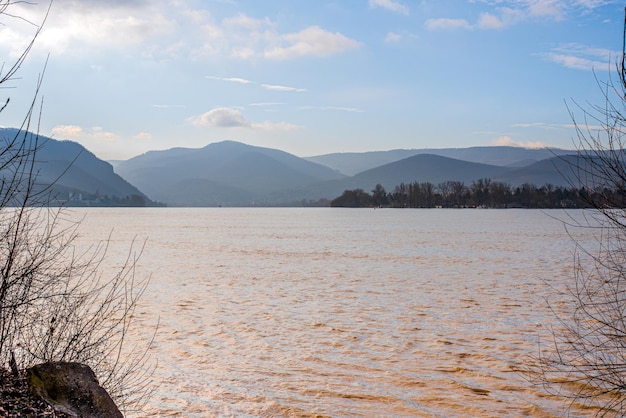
[0,0,622,160]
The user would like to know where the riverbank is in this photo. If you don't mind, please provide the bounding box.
[0,368,64,417]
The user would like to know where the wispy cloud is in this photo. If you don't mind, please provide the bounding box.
[385,32,403,43]
[187,107,302,131]
[526,0,564,20]
[425,0,611,32]
[368,0,409,16]
[206,75,306,93]
[425,18,472,31]
[544,54,606,70]
[426,8,525,31]
[261,84,307,92]
[513,121,604,130]
[151,104,186,109]
[206,76,253,84]
[253,121,302,131]
[300,106,364,113]
[248,102,287,107]
[385,32,418,44]
[539,43,616,70]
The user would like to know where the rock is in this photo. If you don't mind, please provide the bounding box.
[26,362,122,418]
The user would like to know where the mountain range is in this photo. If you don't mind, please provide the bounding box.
[304,147,575,176]
[0,128,589,207]
[116,140,583,206]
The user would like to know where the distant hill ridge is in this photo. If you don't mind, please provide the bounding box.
[115,140,347,206]
[304,146,575,176]
[114,139,580,206]
[0,128,151,206]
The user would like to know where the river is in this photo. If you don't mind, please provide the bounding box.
[68,208,602,417]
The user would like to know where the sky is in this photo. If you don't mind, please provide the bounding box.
[0,0,622,160]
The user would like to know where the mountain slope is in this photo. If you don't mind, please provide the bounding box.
[115,140,347,206]
[496,154,593,188]
[353,153,511,188]
[0,128,148,204]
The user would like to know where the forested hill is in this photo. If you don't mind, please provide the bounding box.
[0,128,155,206]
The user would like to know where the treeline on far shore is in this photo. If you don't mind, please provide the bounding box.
[330,179,614,209]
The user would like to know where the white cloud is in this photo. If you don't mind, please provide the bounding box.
[527,0,564,20]
[264,26,361,59]
[48,123,152,160]
[368,0,410,15]
[0,3,360,62]
[222,13,272,31]
[491,135,548,148]
[477,13,506,29]
[8,1,176,57]
[134,131,152,139]
[51,125,83,138]
[188,107,302,131]
[425,18,472,31]
[90,126,119,143]
[230,47,255,59]
[188,108,251,128]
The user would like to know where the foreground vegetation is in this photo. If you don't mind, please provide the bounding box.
[526,10,626,416]
[0,1,154,414]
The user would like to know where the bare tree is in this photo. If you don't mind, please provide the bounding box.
[533,9,626,417]
[0,1,154,413]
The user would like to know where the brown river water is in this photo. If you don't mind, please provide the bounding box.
[68,208,605,417]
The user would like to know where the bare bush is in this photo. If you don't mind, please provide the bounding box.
[534,9,626,417]
[0,1,155,413]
